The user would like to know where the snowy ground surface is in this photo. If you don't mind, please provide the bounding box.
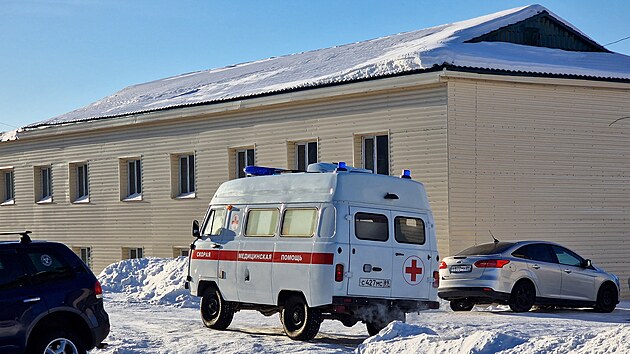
[97,257,630,353]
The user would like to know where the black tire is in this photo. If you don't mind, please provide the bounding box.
[366,321,385,336]
[281,295,322,340]
[29,329,87,354]
[450,299,475,312]
[594,283,618,313]
[509,280,536,312]
[201,288,234,330]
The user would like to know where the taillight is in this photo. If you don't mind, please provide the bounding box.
[95,280,103,299]
[474,259,510,268]
[432,271,439,288]
[439,261,447,269]
[335,264,344,282]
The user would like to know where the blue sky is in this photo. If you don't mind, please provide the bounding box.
[1,0,629,130]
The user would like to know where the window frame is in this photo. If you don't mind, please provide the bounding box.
[354,212,389,242]
[128,247,144,259]
[0,168,14,205]
[202,207,227,236]
[178,154,196,197]
[295,141,318,172]
[394,216,426,245]
[236,148,255,179]
[34,165,53,203]
[245,208,280,237]
[280,208,319,238]
[120,157,143,201]
[362,134,389,175]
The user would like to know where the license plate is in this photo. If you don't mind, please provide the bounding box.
[359,278,391,288]
[450,265,472,273]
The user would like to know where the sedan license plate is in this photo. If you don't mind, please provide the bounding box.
[450,265,472,273]
[359,278,391,288]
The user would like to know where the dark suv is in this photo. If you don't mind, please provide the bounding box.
[0,232,109,354]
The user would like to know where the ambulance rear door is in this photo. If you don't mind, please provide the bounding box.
[347,207,393,298]
[390,212,432,299]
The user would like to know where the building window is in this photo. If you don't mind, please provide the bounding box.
[296,141,318,171]
[69,162,89,203]
[127,247,144,259]
[180,154,195,194]
[74,247,92,268]
[173,247,190,257]
[119,158,142,201]
[0,169,14,205]
[34,166,53,203]
[362,134,389,175]
[236,148,255,178]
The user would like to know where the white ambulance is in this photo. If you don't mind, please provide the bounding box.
[185,162,440,340]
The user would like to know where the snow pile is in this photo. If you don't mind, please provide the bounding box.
[98,257,199,308]
[357,321,525,354]
[0,129,20,142]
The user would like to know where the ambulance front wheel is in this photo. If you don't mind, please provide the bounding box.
[281,295,322,340]
[201,288,234,330]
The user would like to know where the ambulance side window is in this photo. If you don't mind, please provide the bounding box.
[355,212,388,242]
[202,208,227,236]
[394,216,425,245]
[281,208,318,237]
[245,209,279,237]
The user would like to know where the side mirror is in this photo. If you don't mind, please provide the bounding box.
[584,259,592,268]
[192,220,201,238]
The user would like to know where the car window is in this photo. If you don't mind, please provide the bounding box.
[23,249,74,284]
[512,244,556,263]
[245,209,279,237]
[355,212,388,242]
[0,252,26,291]
[202,207,227,236]
[281,208,318,237]
[457,242,515,256]
[552,245,584,267]
[394,216,425,245]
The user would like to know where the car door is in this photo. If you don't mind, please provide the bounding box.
[347,207,393,298]
[0,250,47,352]
[551,245,597,301]
[512,243,562,298]
[390,212,432,299]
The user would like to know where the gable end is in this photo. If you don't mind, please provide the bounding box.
[465,11,609,52]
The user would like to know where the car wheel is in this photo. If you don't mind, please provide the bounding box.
[366,321,385,336]
[29,329,86,354]
[281,295,322,340]
[450,299,475,312]
[201,288,234,330]
[509,280,535,312]
[594,283,617,313]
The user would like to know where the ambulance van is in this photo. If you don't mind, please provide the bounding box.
[185,162,440,340]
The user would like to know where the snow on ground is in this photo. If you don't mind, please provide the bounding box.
[97,258,630,353]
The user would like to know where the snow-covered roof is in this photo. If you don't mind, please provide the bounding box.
[22,4,630,131]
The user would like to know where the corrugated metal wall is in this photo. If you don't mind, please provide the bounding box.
[447,77,630,296]
[0,83,449,272]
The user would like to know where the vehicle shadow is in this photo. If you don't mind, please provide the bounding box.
[226,327,367,347]
[488,306,630,324]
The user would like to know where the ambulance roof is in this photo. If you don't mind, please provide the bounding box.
[210,171,431,211]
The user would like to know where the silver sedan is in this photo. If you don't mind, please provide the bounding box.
[437,241,620,312]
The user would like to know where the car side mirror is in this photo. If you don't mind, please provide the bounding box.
[192,220,201,238]
[583,259,592,268]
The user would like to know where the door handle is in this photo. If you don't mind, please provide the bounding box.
[372,267,382,272]
[532,264,540,269]
[23,297,41,303]
[563,269,572,274]
[395,253,404,256]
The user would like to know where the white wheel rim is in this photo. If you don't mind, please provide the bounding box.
[45,338,79,354]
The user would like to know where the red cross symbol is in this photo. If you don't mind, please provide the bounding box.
[405,258,423,283]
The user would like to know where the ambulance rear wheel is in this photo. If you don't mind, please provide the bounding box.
[366,321,385,336]
[281,296,322,340]
[201,288,234,330]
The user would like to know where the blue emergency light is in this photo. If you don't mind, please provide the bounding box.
[244,165,279,176]
[336,161,348,172]
[401,169,412,179]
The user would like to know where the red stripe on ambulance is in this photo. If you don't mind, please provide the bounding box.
[192,249,333,265]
